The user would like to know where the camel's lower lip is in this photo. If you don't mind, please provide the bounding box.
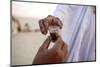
[50,33,57,42]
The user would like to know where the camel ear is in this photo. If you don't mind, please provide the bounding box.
[39,19,48,35]
[55,17,63,29]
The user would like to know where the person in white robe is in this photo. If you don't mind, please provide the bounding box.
[53,5,96,62]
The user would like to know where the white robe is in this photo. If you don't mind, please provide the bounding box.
[53,5,95,62]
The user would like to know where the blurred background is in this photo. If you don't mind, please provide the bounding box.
[12,1,57,65]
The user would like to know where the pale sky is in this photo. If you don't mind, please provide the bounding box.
[12,1,57,18]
